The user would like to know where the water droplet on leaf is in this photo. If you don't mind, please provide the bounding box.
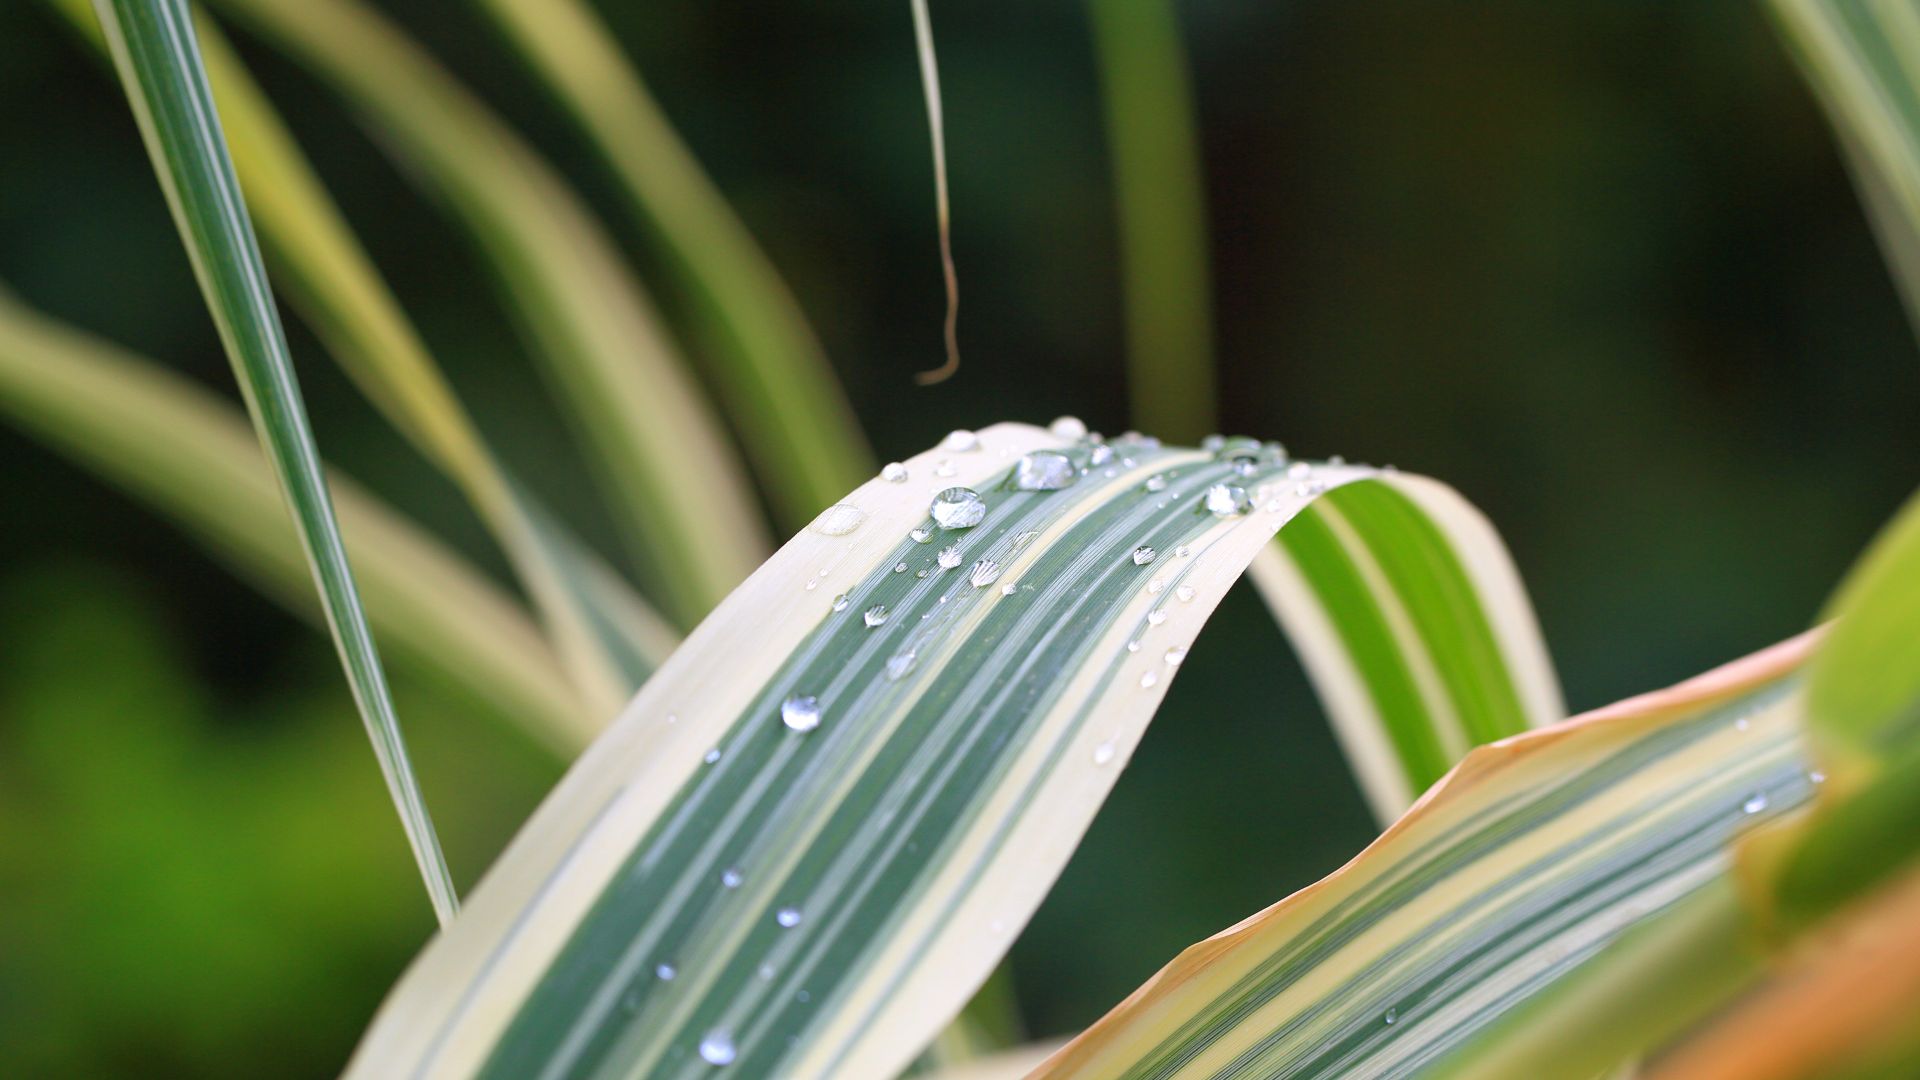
[1132,546,1157,566]
[1015,450,1078,491]
[881,462,909,483]
[699,1032,736,1065]
[969,559,1002,587]
[1165,646,1188,666]
[943,429,979,452]
[1204,484,1252,516]
[937,544,963,569]
[810,503,866,536]
[721,867,743,888]
[931,487,987,529]
[781,695,822,732]
[864,605,890,628]
[1049,415,1088,440]
[776,906,803,928]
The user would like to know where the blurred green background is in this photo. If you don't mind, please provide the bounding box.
[2,2,1917,1076]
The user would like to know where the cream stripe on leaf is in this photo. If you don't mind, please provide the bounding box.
[345,424,1555,1080]
[1033,634,1819,1079]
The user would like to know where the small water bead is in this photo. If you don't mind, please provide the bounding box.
[1165,646,1189,666]
[937,545,964,570]
[935,459,958,478]
[1383,1008,1399,1026]
[1175,584,1196,603]
[1126,640,1141,653]
[910,526,933,544]
[915,569,929,579]
[887,650,919,680]
[1287,461,1313,480]
[1809,769,1828,785]
[776,907,804,928]
[969,559,1003,588]
[1089,444,1115,468]
[1049,415,1089,440]
[1201,434,1227,452]
[1147,577,1167,595]
[831,593,850,612]
[893,561,909,574]
[1145,475,1168,493]
[1132,546,1158,566]
[931,487,988,529]
[881,461,909,483]
[804,579,820,591]
[1147,608,1168,626]
[864,605,890,628]
[943,429,980,452]
[1140,671,1159,689]
[705,748,723,764]
[1204,483,1252,516]
[1174,545,1191,558]
[1000,582,1018,596]
[810,503,866,536]
[656,963,677,981]
[1092,740,1117,766]
[781,695,822,732]
[1295,480,1326,498]
[1328,454,1347,466]
[1742,792,1770,815]
[1015,450,1078,491]
[1011,529,1040,550]
[699,1033,737,1066]
[722,867,743,888]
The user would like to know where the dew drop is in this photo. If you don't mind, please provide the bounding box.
[1000,582,1018,596]
[721,867,743,889]
[893,561,908,574]
[1140,671,1159,689]
[776,906,804,929]
[1147,577,1167,594]
[1383,1008,1398,1026]
[1742,792,1769,815]
[1126,640,1141,653]
[1201,434,1226,452]
[887,650,919,680]
[931,487,987,529]
[1011,529,1040,550]
[1735,716,1750,732]
[810,503,866,536]
[699,1032,737,1066]
[1287,461,1312,480]
[1145,475,1168,493]
[1175,584,1196,603]
[831,593,850,612]
[1165,646,1188,666]
[915,569,929,579]
[1147,608,1168,626]
[1049,415,1088,440]
[937,544,963,569]
[1089,444,1115,467]
[758,963,776,981]
[969,559,1003,587]
[1132,546,1158,566]
[804,579,819,591]
[1295,480,1326,498]
[1328,454,1347,466]
[1093,740,1117,766]
[1015,450,1078,491]
[863,605,890,628]
[934,458,957,478]
[881,462,909,483]
[1809,769,1827,785]
[944,429,980,452]
[1203,483,1252,516]
[656,962,677,981]
[910,526,933,544]
[1174,545,1191,558]
[705,748,722,765]
[781,695,822,732]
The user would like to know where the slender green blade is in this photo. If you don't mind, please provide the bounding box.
[46,0,674,729]
[1806,485,1920,764]
[470,0,873,526]
[0,290,585,749]
[208,0,771,626]
[88,0,456,923]
[1036,635,1818,1079]
[345,424,1555,1078]
[1087,0,1218,442]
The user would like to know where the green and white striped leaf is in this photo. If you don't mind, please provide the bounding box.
[88,0,455,923]
[1033,635,1818,1080]
[0,290,584,753]
[470,0,873,526]
[208,0,771,626]
[347,422,1555,1078]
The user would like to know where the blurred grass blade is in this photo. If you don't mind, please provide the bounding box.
[345,425,1552,1078]
[1804,484,1920,766]
[1036,635,1818,1079]
[0,291,587,750]
[1087,0,1217,442]
[88,0,456,924]
[47,0,671,725]
[1770,0,1920,340]
[209,0,771,627]
[470,0,873,523]
[1252,473,1563,820]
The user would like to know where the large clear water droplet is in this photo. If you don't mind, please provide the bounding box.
[776,906,804,928]
[1015,450,1078,491]
[969,559,1003,587]
[931,487,987,529]
[1049,415,1088,440]
[1132,546,1158,566]
[943,429,979,452]
[863,605,890,628]
[781,695,822,732]
[881,462,909,483]
[937,544,963,569]
[810,503,866,536]
[1204,484,1252,516]
[699,1032,737,1065]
